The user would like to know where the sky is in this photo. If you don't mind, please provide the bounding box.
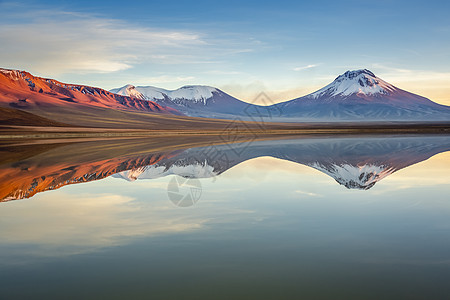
[1,0,450,105]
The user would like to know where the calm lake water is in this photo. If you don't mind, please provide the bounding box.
[1,135,450,299]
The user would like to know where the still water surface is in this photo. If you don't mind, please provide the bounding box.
[1,135,450,299]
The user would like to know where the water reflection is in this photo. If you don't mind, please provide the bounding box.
[1,134,450,202]
[1,135,450,299]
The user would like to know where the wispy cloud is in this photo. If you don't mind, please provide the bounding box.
[0,3,254,75]
[293,64,319,71]
[371,64,450,104]
[373,64,450,82]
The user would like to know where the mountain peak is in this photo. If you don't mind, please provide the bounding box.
[110,84,147,100]
[339,69,376,80]
[111,84,220,104]
[308,69,397,99]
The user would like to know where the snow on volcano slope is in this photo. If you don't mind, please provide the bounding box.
[274,69,450,120]
[308,69,397,98]
[309,162,396,190]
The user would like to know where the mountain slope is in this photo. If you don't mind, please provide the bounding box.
[110,84,261,118]
[0,106,70,127]
[273,69,450,121]
[0,68,181,118]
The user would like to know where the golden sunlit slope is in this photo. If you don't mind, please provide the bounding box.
[0,68,180,117]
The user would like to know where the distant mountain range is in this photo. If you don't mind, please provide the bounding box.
[112,69,450,121]
[1,67,450,126]
[2,135,450,202]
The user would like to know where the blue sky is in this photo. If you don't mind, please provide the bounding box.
[1,0,450,104]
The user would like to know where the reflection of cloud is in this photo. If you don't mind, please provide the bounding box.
[369,152,450,195]
[294,190,321,197]
[361,257,450,266]
[225,157,321,176]
[0,192,206,257]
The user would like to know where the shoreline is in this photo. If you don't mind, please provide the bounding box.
[1,123,449,140]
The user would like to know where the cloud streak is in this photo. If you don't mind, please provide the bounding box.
[0,192,207,258]
[371,64,450,104]
[293,64,319,71]
[373,64,450,82]
[0,3,252,76]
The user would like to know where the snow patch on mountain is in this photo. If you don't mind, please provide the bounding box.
[0,68,26,80]
[307,69,397,99]
[309,162,396,190]
[119,84,146,100]
[111,84,219,104]
[168,86,218,103]
[0,69,19,76]
[114,161,218,181]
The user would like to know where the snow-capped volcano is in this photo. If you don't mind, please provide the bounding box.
[307,69,397,99]
[274,69,450,120]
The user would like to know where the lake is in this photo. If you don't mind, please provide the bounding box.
[1,134,450,299]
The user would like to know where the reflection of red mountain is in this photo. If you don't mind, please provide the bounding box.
[0,149,179,201]
[0,68,180,116]
[0,136,221,202]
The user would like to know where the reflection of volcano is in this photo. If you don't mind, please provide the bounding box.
[1,135,450,202]
[308,163,395,190]
[117,135,450,190]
